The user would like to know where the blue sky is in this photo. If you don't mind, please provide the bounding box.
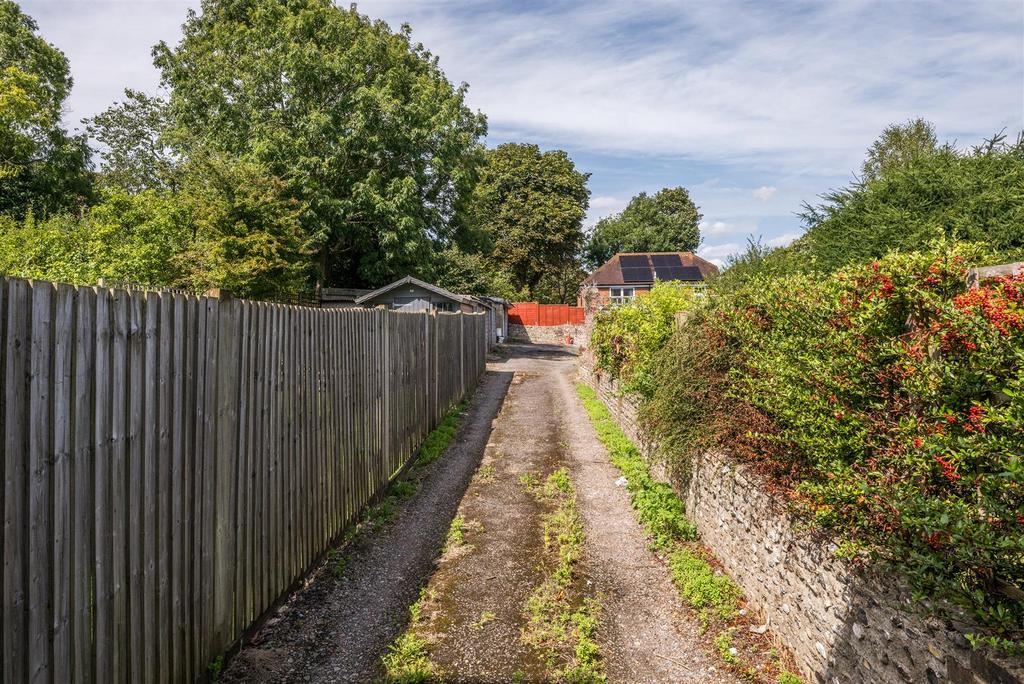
[23,0,1024,266]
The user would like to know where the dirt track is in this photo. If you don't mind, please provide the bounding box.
[222,344,734,683]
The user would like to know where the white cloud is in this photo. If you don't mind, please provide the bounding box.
[767,232,801,248]
[697,242,745,268]
[752,186,778,201]
[590,196,623,211]
[703,221,737,236]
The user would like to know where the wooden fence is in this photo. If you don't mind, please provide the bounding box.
[0,276,487,684]
[508,302,585,327]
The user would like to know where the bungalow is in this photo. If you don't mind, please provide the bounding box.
[579,251,718,307]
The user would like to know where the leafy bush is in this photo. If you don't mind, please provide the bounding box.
[644,242,1024,641]
[589,280,696,397]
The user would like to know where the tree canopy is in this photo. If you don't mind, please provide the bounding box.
[468,143,590,299]
[797,131,1024,273]
[861,117,938,182]
[0,0,92,218]
[584,187,702,269]
[149,0,487,287]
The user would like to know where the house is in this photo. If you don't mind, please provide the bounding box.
[579,251,718,306]
[354,276,508,346]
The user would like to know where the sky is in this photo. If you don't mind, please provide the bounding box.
[21,0,1024,267]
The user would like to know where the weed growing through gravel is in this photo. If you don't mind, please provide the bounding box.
[668,548,740,626]
[417,400,469,467]
[472,610,497,630]
[518,473,540,490]
[522,468,605,683]
[445,515,466,551]
[715,629,740,665]
[324,396,472,590]
[477,463,496,482]
[576,384,799,683]
[382,586,439,683]
[381,633,435,684]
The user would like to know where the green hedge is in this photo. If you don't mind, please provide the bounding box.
[589,280,695,397]
[643,242,1024,645]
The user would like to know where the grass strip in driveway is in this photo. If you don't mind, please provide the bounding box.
[575,383,803,684]
[522,467,605,683]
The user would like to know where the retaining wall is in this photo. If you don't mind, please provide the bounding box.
[507,322,585,346]
[579,364,1024,684]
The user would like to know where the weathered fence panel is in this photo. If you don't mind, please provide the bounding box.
[0,277,488,684]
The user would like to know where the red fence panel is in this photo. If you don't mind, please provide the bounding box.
[509,302,585,327]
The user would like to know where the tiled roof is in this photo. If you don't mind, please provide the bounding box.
[581,252,718,287]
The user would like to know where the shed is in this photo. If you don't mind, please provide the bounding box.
[355,276,482,313]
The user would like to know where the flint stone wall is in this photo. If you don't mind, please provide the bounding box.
[578,364,1023,684]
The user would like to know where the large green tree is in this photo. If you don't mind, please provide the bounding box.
[469,143,590,299]
[584,187,702,269]
[149,0,487,287]
[799,131,1024,273]
[0,0,92,218]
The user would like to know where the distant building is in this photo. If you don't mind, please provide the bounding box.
[354,275,508,345]
[579,252,718,306]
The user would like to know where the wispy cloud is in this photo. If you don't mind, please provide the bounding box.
[753,186,778,201]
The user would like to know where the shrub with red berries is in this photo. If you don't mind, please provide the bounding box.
[646,241,1024,646]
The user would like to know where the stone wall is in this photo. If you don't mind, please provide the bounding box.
[578,364,1024,684]
[507,323,585,346]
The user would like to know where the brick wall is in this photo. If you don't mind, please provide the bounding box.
[578,364,1024,684]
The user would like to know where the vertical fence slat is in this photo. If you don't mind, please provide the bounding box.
[127,292,145,684]
[94,288,114,684]
[110,290,129,684]
[71,286,95,684]
[28,281,53,684]
[51,284,74,684]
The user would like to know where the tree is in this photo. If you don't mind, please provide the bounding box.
[0,156,309,298]
[0,0,92,218]
[151,0,487,287]
[174,154,310,297]
[431,246,523,301]
[470,143,590,299]
[799,130,1024,273]
[85,90,178,192]
[584,187,702,269]
[861,117,938,182]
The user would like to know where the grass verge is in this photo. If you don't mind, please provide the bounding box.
[522,467,605,683]
[575,383,802,683]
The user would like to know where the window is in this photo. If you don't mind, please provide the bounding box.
[609,287,635,305]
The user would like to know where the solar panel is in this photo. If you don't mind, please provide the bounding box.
[662,266,703,281]
[621,266,653,282]
[651,254,682,268]
[619,255,649,268]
